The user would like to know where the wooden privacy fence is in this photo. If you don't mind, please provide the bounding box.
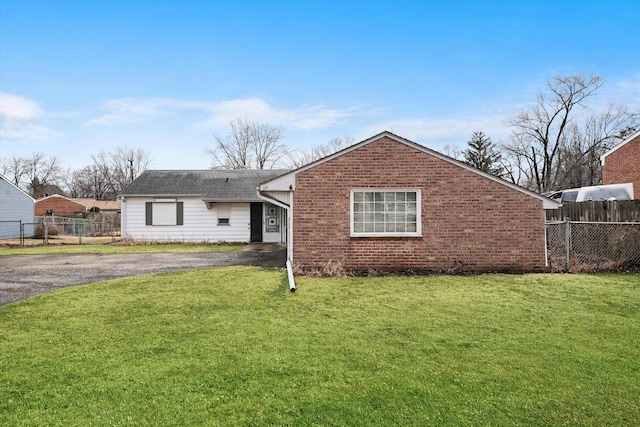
[546,200,640,222]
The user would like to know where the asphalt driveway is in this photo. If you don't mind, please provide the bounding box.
[0,244,286,306]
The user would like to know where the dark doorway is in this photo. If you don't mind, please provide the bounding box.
[250,202,263,242]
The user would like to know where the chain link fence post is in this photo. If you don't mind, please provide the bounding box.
[565,218,571,272]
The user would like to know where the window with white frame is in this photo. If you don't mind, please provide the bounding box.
[351,190,421,237]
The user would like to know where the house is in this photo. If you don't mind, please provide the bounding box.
[35,194,89,217]
[0,174,35,239]
[258,132,559,273]
[601,129,640,197]
[119,169,289,243]
[72,198,121,214]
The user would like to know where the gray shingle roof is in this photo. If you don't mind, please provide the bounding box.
[120,169,290,201]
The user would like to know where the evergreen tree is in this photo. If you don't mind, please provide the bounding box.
[463,131,505,177]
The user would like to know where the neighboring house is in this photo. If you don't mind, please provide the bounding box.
[36,195,122,217]
[601,129,640,197]
[0,174,35,239]
[120,169,289,243]
[258,132,559,273]
[35,194,88,217]
[73,198,121,214]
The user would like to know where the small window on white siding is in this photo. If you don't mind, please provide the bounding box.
[217,203,231,226]
[351,189,421,237]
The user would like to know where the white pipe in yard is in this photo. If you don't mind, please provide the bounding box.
[286,259,296,292]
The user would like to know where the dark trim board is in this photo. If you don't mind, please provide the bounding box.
[250,202,263,242]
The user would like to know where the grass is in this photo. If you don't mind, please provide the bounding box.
[0,242,244,256]
[1,269,639,426]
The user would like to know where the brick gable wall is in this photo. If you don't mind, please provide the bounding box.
[602,134,640,195]
[35,197,87,217]
[293,137,546,273]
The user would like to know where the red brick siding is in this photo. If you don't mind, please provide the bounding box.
[35,197,87,217]
[602,134,640,196]
[293,137,546,273]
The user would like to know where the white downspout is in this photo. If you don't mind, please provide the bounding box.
[287,189,294,263]
[286,259,296,292]
[120,197,126,238]
[256,188,296,291]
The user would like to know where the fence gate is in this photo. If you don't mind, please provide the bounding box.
[546,221,640,272]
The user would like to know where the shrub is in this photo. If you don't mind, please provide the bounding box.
[33,224,61,239]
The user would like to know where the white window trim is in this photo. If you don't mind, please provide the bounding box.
[350,188,422,237]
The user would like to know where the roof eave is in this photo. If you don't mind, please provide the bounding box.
[601,129,640,164]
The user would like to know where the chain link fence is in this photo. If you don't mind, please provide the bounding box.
[34,216,117,243]
[546,221,640,272]
[36,216,116,237]
[0,220,36,244]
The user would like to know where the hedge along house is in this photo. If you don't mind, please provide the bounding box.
[258,132,560,273]
[120,170,288,243]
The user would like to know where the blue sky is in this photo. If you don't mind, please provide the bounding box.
[1,0,639,170]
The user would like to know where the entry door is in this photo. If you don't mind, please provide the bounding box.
[250,203,263,242]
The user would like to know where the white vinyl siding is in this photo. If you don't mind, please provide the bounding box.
[123,197,250,242]
[0,177,35,239]
[216,203,231,225]
[351,189,421,237]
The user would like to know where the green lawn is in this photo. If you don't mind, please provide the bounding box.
[1,269,639,426]
[0,242,244,256]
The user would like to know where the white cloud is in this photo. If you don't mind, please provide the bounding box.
[0,92,55,140]
[83,97,211,126]
[373,73,640,153]
[84,96,358,130]
[364,112,513,150]
[200,97,357,130]
[593,73,640,111]
[0,92,42,119]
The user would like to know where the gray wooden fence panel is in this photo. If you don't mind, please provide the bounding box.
[546,200,640,222]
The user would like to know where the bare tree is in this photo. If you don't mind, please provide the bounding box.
[442,144,463,160]
[89,146,152,199]
[1,155,29,187]
[208,118,287,169]
[287,136,355,168]
[252,121,287,169]
[501,74,638,193]
[557,105,637,188]
[1,152,64,197]
[62,165,109,199]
